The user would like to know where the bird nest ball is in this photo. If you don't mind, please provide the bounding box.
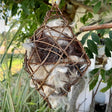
[23,4,90,108]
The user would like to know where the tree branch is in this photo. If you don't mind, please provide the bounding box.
[75,21,112,36]
[80,23,112,32]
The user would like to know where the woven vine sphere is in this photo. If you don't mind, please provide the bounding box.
[24,4,90,108]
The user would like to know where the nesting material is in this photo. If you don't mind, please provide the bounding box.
[23,4,90,108]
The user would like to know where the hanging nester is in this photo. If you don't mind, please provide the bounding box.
[23,3,90,108]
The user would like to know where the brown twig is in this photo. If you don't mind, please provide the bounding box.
[77,98,87,112]
[92,78,102,101]
[75,20,112,36]
[80,23,112,32]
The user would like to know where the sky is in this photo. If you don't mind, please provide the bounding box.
[0,19,9,33]
[0,12,19,34]
[0,3,9,33]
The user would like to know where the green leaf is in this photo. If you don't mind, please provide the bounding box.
[90,68,99,76]
[93,1,101,13]
[36,3,49,24]
[0,10,2,13]
[89,75,99,90]
[4,0,7,4]
[5,16,8,25]
[107,76,112,87]
[21,5,30,15]
[97,29,105,37]
[109,30,112,39]
[104,38,112,51]
[84,47,93,59]
[81,33,90,45]
[100,86,110,92]
[87,39,98,54]
[7,86,15,112]
[12,3,18,16]
[84,0,90,5]
[30,0,35,8]
[59,0,65,9]
[105,68,112,76]
[2,15,5,19]
[100,76,112,92]
[105,46,111,57]
[88,12,93,18]
[80,14,88,24]
[91,32,100,44]
[111,3,112,10]
[80,17,84,24]
[100,69,105,81]
[80,12,93,24]
[27,102,36,105]
[90,0,98,4]
[8,49,14,73]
